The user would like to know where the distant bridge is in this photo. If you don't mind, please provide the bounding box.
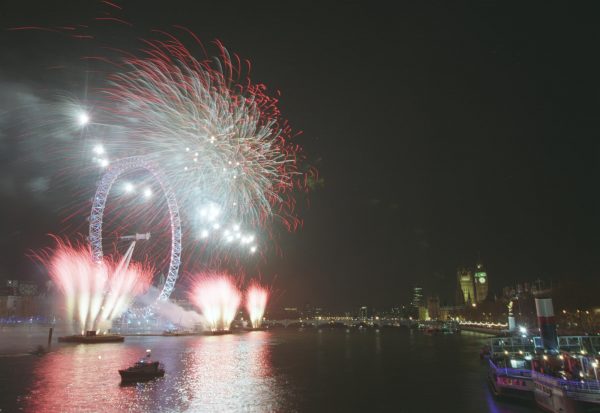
[262,317,428,328]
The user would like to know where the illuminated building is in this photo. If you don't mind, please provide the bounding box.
[427,296,440,319]
[457,267,475,305]
[418,306,429,321]
[283,307,300,318]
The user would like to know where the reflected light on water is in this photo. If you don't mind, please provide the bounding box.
[177,332,283,412]
[23,332,287,412]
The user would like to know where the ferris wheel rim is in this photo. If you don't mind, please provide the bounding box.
[88,155,182,304]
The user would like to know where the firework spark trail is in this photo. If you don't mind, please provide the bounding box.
[99,261,151,324]
[189,273,241,331]
[246,283,269,328]
[100,36,307,233]
[40,240,152,332]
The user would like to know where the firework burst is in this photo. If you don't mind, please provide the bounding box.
[96,36,306,233]
[246,283,269,328]
[39,239,152,332]
[189,273,241,331]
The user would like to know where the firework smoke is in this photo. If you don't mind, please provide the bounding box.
[246,283,269,328]
[189,274,241,331]
[41,240,152,333]
[137,286,204,330]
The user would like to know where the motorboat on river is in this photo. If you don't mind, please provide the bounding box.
[119,349,165,382]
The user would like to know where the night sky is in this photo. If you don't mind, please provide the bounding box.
[1,1,599,311]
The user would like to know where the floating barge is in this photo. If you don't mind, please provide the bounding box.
[160,330,233,336]
[203,330,233,336]
[58,330,124,343]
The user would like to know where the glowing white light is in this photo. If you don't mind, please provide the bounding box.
[199,203,221,222]
[99,158,109,168]
[250,245,257,254]
[143,188,152,198]
[200,230,209,238]
[213,223,221,230]
[93,144,104,155]
[77,111,90,126]
[123,182,134,193]
[233,224,240,232]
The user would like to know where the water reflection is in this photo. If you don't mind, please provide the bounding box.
[1,329,540,412]
[23,332,286,412]
[178,332,283,412]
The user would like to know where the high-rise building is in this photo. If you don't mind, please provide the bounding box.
[457,267,474,305]
[411,287,423,309]
[474,261,488,303]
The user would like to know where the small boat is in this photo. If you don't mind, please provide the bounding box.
[119,350,164,382]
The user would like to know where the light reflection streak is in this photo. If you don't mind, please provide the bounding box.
[178,332,282,412]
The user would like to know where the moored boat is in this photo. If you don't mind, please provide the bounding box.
[488,355,535,400]
[532,357,600,413]
[486,292,600,412]
[486,336,535,400]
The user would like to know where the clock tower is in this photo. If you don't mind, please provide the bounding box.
[474,260,488,303]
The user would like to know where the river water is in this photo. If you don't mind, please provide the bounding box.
[0,326,539,412]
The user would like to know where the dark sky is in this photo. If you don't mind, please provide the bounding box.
[1,1,600,311]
